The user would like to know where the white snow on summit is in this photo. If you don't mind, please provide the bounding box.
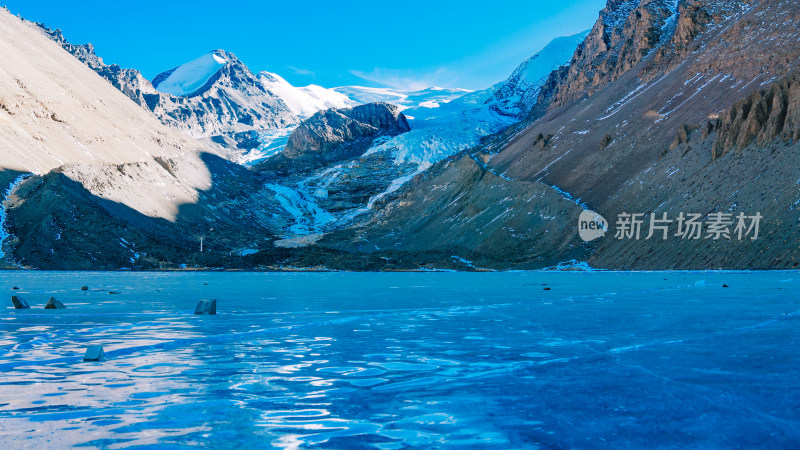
[490,30,590,115]
[154,52,227,96]
[510,32,589,88]
[258,72,354,118]
[333,86,472,112]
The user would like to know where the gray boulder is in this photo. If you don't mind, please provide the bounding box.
[83,345,105,361]
[44,297,66,309]
[194,299,217,315]
[11,295,30,309]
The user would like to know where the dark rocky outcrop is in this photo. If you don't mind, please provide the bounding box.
[11,295,29,309]
[670,124,696,150]
[258,103,410,173]
[552,0,681,106]
[83,345,105,361]
[44,297,66,309]
[667,1,714,56]
[194,299,217,315]
[712,71,800,159]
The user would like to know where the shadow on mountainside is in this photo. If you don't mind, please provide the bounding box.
[4,153,287,270]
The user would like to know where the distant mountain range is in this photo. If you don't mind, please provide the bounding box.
[1,0,798,270]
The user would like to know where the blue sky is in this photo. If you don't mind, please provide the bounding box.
[6,0,605,90]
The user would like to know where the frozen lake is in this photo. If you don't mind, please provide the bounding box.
[1,271,799,448]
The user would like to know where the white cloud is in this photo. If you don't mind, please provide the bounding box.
[287,66,316,77]
[349,67,457,91]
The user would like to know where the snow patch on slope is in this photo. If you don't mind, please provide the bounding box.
[360,32,588,168]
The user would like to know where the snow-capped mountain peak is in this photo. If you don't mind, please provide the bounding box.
[152,50,228,97]
[489,30,590,115]
[258,71,354,118]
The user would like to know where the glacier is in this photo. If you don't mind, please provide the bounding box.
[258,31,591,237]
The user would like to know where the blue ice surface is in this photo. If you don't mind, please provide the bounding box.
[0,270,799,448]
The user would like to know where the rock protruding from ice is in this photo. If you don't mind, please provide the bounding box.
[194,299,217,315]
[149,49,299,139]
[11,295,29,309]
[83,346,105,361]
[263,103,411,172]
[44,297,66,309]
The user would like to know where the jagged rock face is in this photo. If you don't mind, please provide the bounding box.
[36,26,162,111]
[491,0,800,198]
[552,0,681,106]
[669,1,713,55]
[712,72,800,159]
[276,103,410,168]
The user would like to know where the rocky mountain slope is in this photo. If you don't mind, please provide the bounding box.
[3,7,584,270]
[241,33,588,250]
[0,8,301,269]
[304,0,800,270]
[0,9,213,219]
